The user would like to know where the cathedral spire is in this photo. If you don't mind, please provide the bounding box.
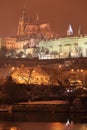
[78,25,82,36]
[21,7,28,23]
[17,7,27,36]
[67,24,73,36]
[36,14,39,24]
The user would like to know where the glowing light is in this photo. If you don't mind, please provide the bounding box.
[11,67,15,70]
[10,127,17,130]
[58,65,62,68]
[21,64,24,67]
[71,69,74,72]
[16,67,19,70]
[77,69,79,72]
[80,69,84,72]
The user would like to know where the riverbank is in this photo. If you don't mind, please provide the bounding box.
[13,100,69,112]
[13,100,87,113]
[1,99,87,113]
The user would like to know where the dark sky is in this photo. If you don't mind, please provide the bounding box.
[0,0,87,37]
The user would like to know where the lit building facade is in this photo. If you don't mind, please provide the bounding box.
[3,37,16,50]
[2,8,55,58]
[39,36,87,59]
[0,10,87,85]
[0,9,87,59]
[11,66,50,85]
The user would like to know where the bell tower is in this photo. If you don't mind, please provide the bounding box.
[17,8,28,36]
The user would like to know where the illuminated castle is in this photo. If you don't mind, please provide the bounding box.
[17,8,54,40]
[0,8,87,59]
[0,9,87,85]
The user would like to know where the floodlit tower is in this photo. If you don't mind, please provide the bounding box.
[36,14,39,25]
[67,24,73,36]
[17,8,28,36]
[78,25,83,36]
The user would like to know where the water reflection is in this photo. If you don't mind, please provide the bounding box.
[10,127,18,130]
[0,122,87,130]
[0,112,87,123]
[0,112,87,130]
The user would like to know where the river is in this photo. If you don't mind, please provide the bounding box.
[0,112,87,130]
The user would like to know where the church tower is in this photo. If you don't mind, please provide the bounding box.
[17,8,28,36]
[36,14,39,25]
[67,24,73,36]
[78,25,83,36]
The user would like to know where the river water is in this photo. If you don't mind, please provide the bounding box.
[0,112,87,130]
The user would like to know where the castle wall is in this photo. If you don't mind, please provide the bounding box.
[39,36,87,59]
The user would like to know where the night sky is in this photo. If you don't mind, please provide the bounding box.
[0,0,87,37]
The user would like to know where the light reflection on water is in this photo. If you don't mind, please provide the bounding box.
[0,112,87,130]
[0,122,87,130]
